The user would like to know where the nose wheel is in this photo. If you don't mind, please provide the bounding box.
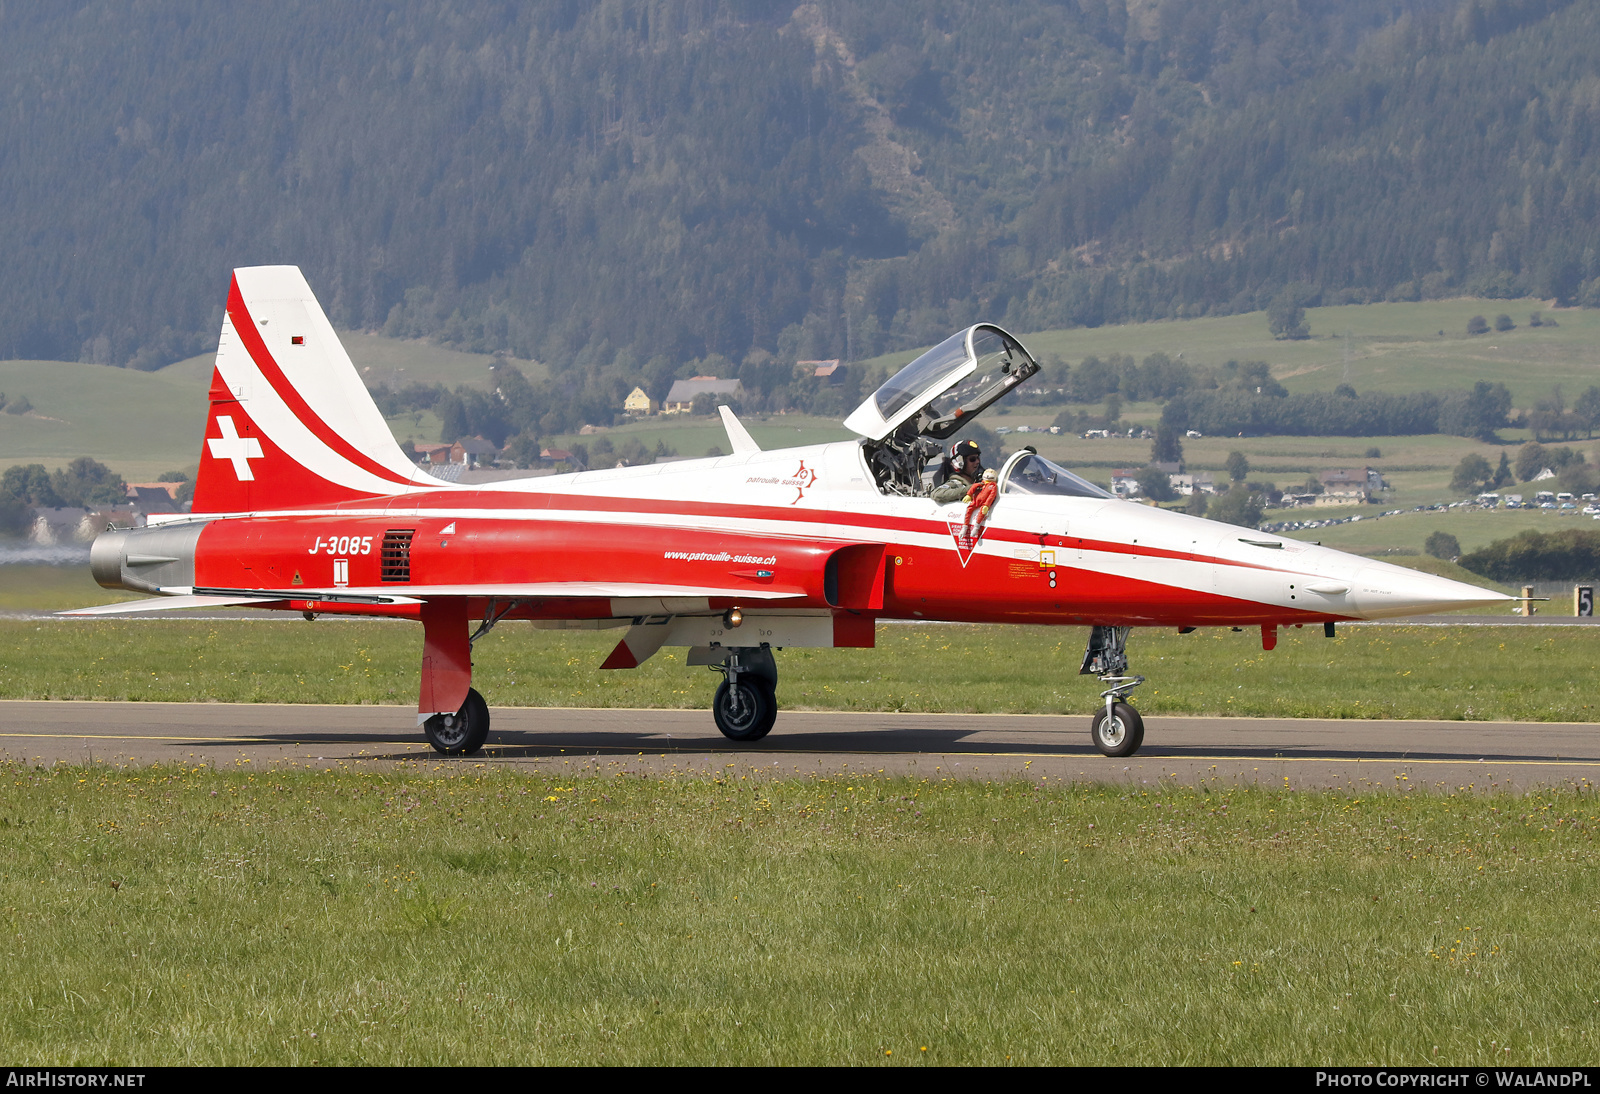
[1091,698,1144,757]
[713,678,777,741]
[707,645,779,742]
[1080,625,1147,757]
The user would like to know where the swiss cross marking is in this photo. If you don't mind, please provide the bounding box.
[207,415,264,481]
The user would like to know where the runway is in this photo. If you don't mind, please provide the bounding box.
[1,701,1597,791]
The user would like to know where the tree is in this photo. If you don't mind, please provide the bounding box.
[1103,393,1123,423]
[1459,381,1512,442]
[1493,451,1513,487]
[1467,315,1489,336]
[50,457,126,507]
[1225,450,1250,482]
[1425,531,1461,560]
[1449,453,1494,495]
[1514,442,1547,482]
[1574,386,1600,438]
[1135,465,1178,502]
[0,464,61,507]
[1150,424,1183,465]
[1494,314,1514,332]
[1209,484,1265,527]
[1267,288,1310,340]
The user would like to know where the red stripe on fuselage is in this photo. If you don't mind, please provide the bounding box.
[225,277,415,489]
[296,486,1296,578]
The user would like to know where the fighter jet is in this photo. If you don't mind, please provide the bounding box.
[75,267,1507,757]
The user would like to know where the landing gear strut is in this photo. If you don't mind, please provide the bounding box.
[707,645,779,742]
[1080,625,1146,757]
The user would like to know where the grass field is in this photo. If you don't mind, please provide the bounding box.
[5,296,1599,492]
[0,334,527,480]
[1,765,1595,1065]
[2,615,1596,722]
[862,297,1600,406]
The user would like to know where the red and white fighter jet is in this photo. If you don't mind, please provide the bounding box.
[77,266,1507,757]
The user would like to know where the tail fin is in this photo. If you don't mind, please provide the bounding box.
[192,266,443,513]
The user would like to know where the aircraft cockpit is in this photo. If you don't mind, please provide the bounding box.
[844,323,1045,496]
[997,450,1112,500]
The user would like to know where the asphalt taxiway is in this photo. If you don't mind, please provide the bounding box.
[0,701,1596,790]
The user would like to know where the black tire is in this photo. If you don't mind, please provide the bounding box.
[1090,701,1144,758]
[712,678,777,742]
[424,687,491,755]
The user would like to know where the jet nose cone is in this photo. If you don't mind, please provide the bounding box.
[1351,560,1512,619]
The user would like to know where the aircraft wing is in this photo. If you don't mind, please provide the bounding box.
[60,593,297,616]
[59,582,805,617]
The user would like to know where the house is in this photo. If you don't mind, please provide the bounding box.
[451,437,499,468]
[1169,472,1217,496]
[540,447,574,464]
[129,486,181,517]
[29,507,93,544]
[661,377,743,414]
[126,482,181,501]
[1110,468,1143,496]
[623,386,658,416]
[799,360,847,383]
[414,443,453,465]
[1318,468,1371,500]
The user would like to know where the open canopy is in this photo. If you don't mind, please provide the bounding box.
[843,324,1040,442]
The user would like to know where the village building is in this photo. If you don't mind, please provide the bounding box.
[661,377,743,414]
[799,360,848,383]
[451,437,499,468]
[623,386,658,416]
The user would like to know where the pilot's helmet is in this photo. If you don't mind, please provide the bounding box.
[950,439,981,463]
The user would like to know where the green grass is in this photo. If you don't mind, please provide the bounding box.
[4,619,1598,722]
[545,413,855,461]
[0,566,137,612]
[0,333,526,481]
[1,766,1595,1065]
[864,297,1600,406]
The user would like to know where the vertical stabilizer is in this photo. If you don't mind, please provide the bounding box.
[192,266,443,513]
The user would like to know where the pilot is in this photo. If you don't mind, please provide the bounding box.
[931,439,984,503]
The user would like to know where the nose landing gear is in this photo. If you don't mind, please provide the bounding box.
[1081,625,1146,757]
[705,645,779,741]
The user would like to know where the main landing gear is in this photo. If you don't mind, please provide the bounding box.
[707,645,779,742]
[424,687,490,755]
[1080,625,1146,758]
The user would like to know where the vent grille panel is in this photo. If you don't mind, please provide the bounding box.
[381,530,414,582]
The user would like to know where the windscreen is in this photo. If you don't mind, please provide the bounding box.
[1002,453,1113,499]
[872,330,971,419]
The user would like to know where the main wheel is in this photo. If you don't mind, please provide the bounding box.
[1090,701,1144,757]
[712,678,777,742]
[424,687,491,755]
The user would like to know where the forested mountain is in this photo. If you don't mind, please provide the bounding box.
[2,0,1597,383]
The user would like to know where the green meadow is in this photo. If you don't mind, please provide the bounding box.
[0,765,1594,1065]
[2,615,1595,723]
[5,297,1599,491]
